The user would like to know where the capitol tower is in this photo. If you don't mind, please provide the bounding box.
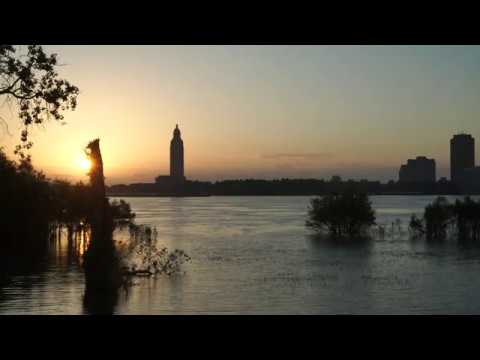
[170,124,185,182]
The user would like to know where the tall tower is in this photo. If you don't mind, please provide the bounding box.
[450,134,475,183]
[170,124,185,181]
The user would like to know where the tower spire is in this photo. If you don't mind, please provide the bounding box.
[173,124,181,137]
[170,124,184,181]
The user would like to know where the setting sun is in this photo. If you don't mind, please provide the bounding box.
[79,157,92,171]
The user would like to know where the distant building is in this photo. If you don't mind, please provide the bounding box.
[155,124,186,187]
[450,133,475,183]
[155,175,173,185]
[457,166,480,194]
[170,124,185,182]
[398,156,436,183]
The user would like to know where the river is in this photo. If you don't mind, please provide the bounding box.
[1,195,480,314]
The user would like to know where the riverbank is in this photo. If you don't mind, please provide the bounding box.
[107,193,211,197]
[107,192,464,197]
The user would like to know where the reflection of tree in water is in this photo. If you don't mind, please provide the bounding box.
[81,223,192,314]
[82,282,120,315]
[0,246,50,307]
[0,229,87,312]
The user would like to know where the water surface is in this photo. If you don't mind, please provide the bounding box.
[1,195,480,314]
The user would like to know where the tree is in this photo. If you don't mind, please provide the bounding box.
[408,196,480,241]
[85,138,112,243]
[423,197,454,241]
[330,175,342,183]
[0,147,54,250]
[0,45,79,159]
[306,189,376,238]
[454,196,480,241]
[83,138,121,292]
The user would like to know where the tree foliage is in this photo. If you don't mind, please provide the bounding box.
[0,147,52,250]
[0,45,79,159]
[110,199,136,223]
[424,197,454,240]
[409,196,480,241]
[306,189,376,238]
[0,147,136,250]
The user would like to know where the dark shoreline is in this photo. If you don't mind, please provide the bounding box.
[107,193,466,198]
[107,178,471,198]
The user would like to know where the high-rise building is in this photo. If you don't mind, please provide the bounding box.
[450,134,475,183]
[398,156,436,183]
[458,166,480,193]
[170,124,185,181]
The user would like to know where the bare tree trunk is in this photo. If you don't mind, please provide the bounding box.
[83,139,120,294]
[84,139,116,244]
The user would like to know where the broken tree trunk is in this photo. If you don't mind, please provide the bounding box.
[83,138,121,292]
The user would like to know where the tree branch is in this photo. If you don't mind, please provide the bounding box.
[0,76,21,95]
[9,90,37,100]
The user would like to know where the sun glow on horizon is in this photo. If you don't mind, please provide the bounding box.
[79,157,92,172]
[3,45,480,183]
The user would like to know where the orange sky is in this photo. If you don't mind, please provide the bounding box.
[1,45,480,184]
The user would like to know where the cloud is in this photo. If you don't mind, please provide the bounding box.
[261,152,333,160]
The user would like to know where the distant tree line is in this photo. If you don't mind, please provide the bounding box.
[107,176,461,196]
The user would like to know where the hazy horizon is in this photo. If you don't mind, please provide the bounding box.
[1,45,479,185]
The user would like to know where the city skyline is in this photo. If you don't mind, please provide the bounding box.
[112,130,476,192]
[1,45,480,184]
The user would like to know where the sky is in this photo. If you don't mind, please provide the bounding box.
[1,45,480,185]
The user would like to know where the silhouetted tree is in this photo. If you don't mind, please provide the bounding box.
[0,147,53,251]
[0,45,79,159]
[453,197,480,241]
[408,196,480,241]
[83,138,121,292]
[109,199,136,226]
[0,142,138,253]
[306,189,376,238]
[423,197,453,240]
[85,138,113,242]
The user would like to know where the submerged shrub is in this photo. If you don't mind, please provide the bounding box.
[424,197,454,241]
[454,196,480,241]
[110,199,136,223]
[409,196,480,241]
[409,214,425,239]
[409,197,454,241]
[306,189,376,238]
[117,224,191,276]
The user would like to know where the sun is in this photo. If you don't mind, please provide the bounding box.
[79,157,92,171]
